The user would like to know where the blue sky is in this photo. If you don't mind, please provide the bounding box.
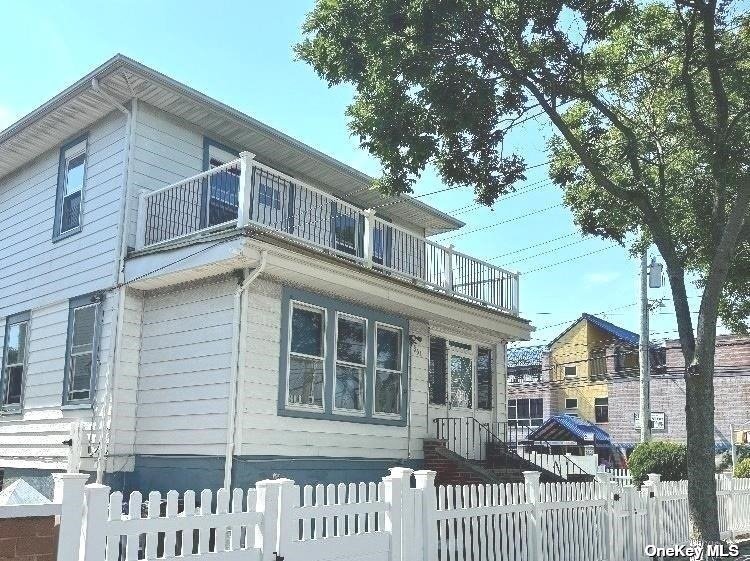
[0,0,714,344]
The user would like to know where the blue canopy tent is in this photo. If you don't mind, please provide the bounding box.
[522,415,626,468]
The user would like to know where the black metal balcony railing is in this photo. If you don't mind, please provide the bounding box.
[135,154,520,314]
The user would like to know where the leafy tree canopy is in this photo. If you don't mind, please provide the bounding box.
[296,0,750,332]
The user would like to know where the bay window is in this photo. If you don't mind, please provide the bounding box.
[281,288,407,425]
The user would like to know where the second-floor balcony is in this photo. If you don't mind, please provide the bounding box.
[134,152,519,315]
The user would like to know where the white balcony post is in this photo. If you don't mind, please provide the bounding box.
[237,151,256,228]
[443,244,455,293]
[135,190,147,250]
[363,208,376,268]
[53,473,89,561]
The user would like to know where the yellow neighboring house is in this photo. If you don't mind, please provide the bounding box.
[547,314,640,426]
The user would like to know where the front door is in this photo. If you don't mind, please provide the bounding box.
[428,338,495,459]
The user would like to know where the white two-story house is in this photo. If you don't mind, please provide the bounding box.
[0,55,532,495]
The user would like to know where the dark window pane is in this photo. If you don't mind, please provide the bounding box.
[375,370,400,414]
[61,191,81,232]
[428,337,447,405]
[530,398,544,418]
[208,158,240,226]
[517,399,530,419]
[335,365,364,411]
[376,327,401,370]
[288,355,324,407]
[335,212,357,255]
[4,365,23,404]
[337,316,365,364]
[291,307,324,356]
[477,347,492,409]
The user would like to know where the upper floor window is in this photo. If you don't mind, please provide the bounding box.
[564,365,577,378]
[54,136,88,239]
[595,397,609,423]
[258,183,281,210]
[63,295,101,404]
[1,312,30,410]
[565,398,578,410]
[280,288,408,425]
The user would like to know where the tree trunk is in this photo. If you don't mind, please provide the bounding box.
[684,331,721,547]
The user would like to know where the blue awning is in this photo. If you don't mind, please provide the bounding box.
[525,415,613,445]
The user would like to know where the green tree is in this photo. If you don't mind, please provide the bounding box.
[297,0,750,545]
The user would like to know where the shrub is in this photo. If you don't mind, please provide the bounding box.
[628,441,687,485]
[735,458,750,478]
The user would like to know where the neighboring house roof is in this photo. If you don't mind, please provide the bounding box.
[548,313,639,349]
[0,479,50,506]
[526,414,613,445]
[0,54,463,236]
[507,345,545,367]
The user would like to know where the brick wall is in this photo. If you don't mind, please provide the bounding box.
[0,516,58,561]
[608,336,750,446]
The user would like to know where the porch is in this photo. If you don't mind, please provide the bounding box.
[132,153,519,315]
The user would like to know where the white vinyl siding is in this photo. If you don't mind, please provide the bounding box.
[135,276,235,456]
[0,111,127,318]
[127,103,204,250]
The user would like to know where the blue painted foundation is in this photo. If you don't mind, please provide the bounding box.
[3,456,424,496]
[110,455,423,495]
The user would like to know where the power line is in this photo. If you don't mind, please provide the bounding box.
[521,245,619,274]
[438,203,564,241]
[485,232,580,261]
[499,238,590,267]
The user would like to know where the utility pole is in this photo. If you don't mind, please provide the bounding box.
[639,251,652,442]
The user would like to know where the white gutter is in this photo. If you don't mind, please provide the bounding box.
[90,77,132,484]
[224,250,268,491]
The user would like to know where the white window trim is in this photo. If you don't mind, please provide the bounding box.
[59,141,87,235]
[333,312,368,416]
[373,321,403,418]
[286,300,327,411]
[565,398,579,410]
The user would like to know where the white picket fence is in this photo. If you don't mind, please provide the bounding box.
[9,469,750,561]
[606,468,633,486]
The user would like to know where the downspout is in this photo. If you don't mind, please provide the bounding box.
[224,250,268,491]
[91,77,133,484]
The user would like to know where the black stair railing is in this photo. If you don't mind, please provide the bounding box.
[433,417,506,462]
